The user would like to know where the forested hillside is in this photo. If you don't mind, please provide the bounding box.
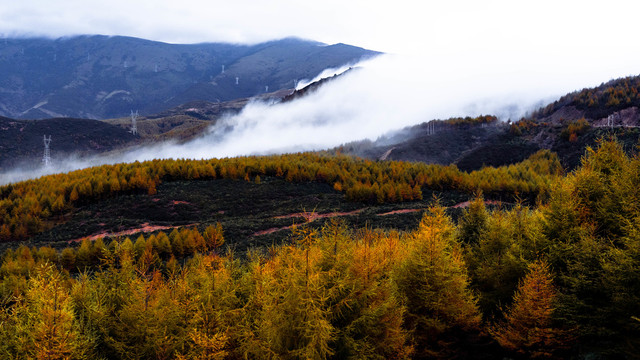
[0,148,561,242]
[0,139,639,358]
[533,75,640,121]
[340,75,640,172]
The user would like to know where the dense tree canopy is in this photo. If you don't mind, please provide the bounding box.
[0,150,562,242]
[0,139,638,358]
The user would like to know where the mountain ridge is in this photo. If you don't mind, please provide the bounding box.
[338,74,640,171]
[0,35,379,119]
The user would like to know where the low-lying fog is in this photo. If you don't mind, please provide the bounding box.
[0,52,637,185]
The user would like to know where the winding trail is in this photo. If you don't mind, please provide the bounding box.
[71,200,507,241]
[254,209,365,236]
[254,200,507,236]
[451,200,502,208]
[69,222,197,243]
[377,209,422,216]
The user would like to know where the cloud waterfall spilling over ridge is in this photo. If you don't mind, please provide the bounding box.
[1,52,637,185]
[118,52,608,161]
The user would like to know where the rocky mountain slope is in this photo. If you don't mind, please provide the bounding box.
[3,69,640,175]
[0,35,378,119]
[340,75,640,171]
[0,74,342,170]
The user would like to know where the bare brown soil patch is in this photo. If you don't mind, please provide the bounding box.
[274,209,365,222]
[253,227,289,236]
[254,209,365,237]
[378,209,423,216]
[69,223,196,243]
[452,200,502,208]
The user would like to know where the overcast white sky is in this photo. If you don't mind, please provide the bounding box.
[0,1,635,54]
[2,0,639,89]
[2,0,640,117]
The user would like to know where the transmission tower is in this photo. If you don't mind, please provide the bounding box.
[235,77,239,85]
[42,135,52,167]
[130,110,138,135]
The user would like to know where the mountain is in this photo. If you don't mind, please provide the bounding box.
[0,35,379,119]
[0,72,350,171]
[100,69,353,142]
[0,116,137,170]
[531,76,640,124]
[338,74,640,171]
[101,88,294,142]
[5,72,640,174]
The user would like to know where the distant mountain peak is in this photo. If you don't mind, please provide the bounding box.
[0,35,379,120]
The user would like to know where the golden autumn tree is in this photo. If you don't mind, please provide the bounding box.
[393,204,481,358]
[314,221,412,359]
[237,242,334,360]
[491,260,571,358]
[176,254,235,360]
[203,223,225,252]
[3,263,89,359]
[457,194,489,245]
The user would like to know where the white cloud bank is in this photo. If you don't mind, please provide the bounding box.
[3,47,634,185]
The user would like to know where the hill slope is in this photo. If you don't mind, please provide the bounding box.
[0,35,378,119]
[0,73,343,170]
[338,75,640,171]
[0,117,137,170]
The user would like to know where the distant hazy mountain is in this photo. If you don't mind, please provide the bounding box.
[0,35,379,119]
